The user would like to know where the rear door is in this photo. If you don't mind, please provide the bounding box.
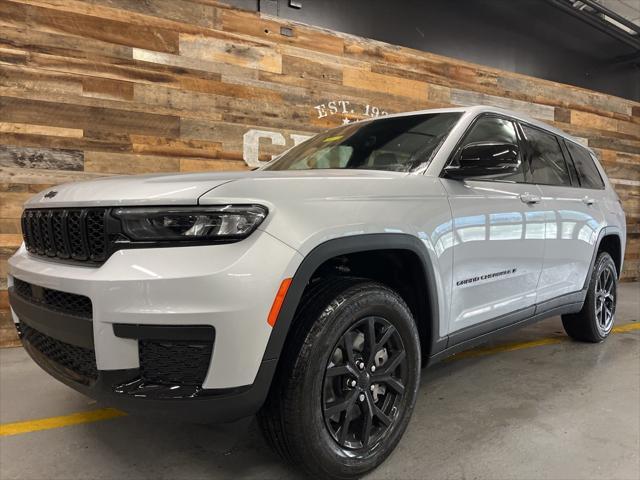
[519,124,606,302]
[441,114,546,335]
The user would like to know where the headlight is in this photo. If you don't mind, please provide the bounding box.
[113,205,267,242]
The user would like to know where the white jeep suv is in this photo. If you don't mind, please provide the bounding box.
[8,106,626,479]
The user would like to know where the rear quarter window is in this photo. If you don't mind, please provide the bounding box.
[565,141,605,189]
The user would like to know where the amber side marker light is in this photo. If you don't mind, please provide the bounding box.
[268,278,292,327]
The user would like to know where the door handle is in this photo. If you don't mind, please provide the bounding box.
[582,196,595,206]
[520,193,541,204]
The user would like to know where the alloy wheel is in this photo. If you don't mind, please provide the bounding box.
[595,265,616,336]
[322,316,408,451]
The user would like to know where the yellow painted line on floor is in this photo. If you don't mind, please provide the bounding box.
[452,321,639,361]
[0,408,126,437]
[451,337,565,360]
[612,322,640,334]
[0,323,637,438]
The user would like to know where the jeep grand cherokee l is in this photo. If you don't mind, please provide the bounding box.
[8,106,626,479]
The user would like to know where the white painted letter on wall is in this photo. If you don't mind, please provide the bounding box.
[243,130,286,168]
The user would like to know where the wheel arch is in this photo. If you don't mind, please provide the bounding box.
[597,233,622,279]
[262,234,442,365]
[584,227,624,288]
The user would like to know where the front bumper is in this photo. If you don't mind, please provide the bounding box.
[12,294,277,423]
[8,230,302,422]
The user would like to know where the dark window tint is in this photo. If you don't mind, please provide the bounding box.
[455,116,525,182]
[565,141,605,189]
[522,125,571,186]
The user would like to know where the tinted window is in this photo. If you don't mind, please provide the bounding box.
[565,141,605,189]
[264,112,462,172]
[454,116,525,182]
[522,125,571,186]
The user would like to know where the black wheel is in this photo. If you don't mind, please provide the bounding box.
[562,252,617,343]
[258,278,421,479]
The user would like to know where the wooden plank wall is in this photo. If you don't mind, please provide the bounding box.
[0,0,638,346]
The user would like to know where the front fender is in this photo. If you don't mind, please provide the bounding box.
[262,233,447,364]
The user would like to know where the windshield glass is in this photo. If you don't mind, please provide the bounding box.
[263,112,462,172]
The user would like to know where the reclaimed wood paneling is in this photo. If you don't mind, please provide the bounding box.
[450,89,556,122]
[0,122,83,138]
[83,151,179,174]
[6,1,180,53]
[0,0,638,345]
[179,33,283,74]
[0,144,83,170]
[343,68,428,101]
[219,8,345,55]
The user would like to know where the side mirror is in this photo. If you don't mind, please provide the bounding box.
[444,142,520,179]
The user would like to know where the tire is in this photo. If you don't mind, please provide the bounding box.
[258,277,421,480]
[562,252,618,343]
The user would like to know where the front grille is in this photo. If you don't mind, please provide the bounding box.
[20,322,98,384]
[22,208,108,263]
[139,340,213,387]
[13,278,92,319]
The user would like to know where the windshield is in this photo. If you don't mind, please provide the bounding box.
[264,112,462,172]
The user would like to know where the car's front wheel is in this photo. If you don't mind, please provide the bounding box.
[258,278,421,479]
[562,251,618,342]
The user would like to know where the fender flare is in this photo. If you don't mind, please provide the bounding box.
[262,233,442,361]
[582,226,624,290]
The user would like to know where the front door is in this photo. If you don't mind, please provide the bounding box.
[441,114,546,336]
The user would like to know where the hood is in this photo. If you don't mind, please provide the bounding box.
[198,169,417,206]
[24,172,250,208]
[25,170,409,208]
[198,169,443,255]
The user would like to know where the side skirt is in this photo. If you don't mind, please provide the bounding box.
[427,290,585,365]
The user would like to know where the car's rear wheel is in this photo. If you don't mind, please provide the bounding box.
[562,252,617,343]
[258,278,421,479]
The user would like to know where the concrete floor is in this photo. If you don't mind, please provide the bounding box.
[1,283,638,480]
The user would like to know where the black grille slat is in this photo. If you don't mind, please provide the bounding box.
[67,210,87,260]
[40,211,55,256]
[79,210,91,260]
[20,322,98,383]
[86,210,107,261]
[51,210,70,258]
[30,211,45,254]
[13,278,93,319]
[35,211,47,255]
[21,211,31,251]
[22,208,107,264]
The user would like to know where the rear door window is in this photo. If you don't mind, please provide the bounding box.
[521,124,572,187]
[565,141,605,189]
